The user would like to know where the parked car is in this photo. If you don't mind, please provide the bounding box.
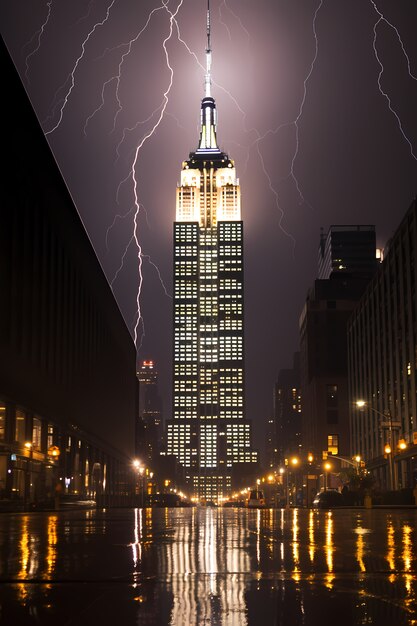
[247,489,265,508]
[312,489,344,508]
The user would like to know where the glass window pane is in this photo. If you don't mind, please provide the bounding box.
[33,417,42,451]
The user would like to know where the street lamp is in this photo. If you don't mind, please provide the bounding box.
[328,453,363,475]
[285,456,299,508]
[324,462,332,491]
[133,459,146,506]
[24,442,33,509]
[138,465,145,508]
[356,400,400,490]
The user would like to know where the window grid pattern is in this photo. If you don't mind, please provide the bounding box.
[171,166,256,501]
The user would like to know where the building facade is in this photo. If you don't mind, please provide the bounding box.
[318,225,380,280]
[166,11,257,502]
[0,40,137,507]
[136,360,163,465]
[273,353,302,466]
[348,199,417,490]
[300,225,378,466]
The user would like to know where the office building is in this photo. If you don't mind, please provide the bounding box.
[0,40,137,506]
[136,360,163,465]
[300,225,378,466]
[273,353,302,465]
[165,7,257,502]
[349,199,417,490]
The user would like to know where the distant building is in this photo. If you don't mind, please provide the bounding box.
[273,353,302,465]
[265,414,276,470]
[300,225,378,465]
[349,199,417,490]
[136,360,163,465]
[0,41,137,506]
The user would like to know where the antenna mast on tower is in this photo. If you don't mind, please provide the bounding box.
[205,0,212,97]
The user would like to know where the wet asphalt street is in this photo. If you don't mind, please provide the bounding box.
[0,506,415,625]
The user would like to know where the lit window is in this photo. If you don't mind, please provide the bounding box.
[327,434,339,456]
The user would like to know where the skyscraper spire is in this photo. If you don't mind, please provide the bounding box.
[205,0,212,98]
[197,0,219,153]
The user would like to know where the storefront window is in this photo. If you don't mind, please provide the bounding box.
[47,424,54,450]
[15,409,26,443]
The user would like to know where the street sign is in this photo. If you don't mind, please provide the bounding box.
[380,421,401,428]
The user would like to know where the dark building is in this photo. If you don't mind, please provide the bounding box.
[0,40,137,506]
[349,199,417,490]
[265,414,276,471]
[300,225,378,468]
[273,353,302,466]
[318,225,379,280]
[136,360,163,465]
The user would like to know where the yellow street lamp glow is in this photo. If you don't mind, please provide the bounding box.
[384,444,392,455]
[356,400,366,408]
[290,457,299,467]
[354,455,361,463]
[324,462,332,471]
[398,440,407,450]
[24,442,32,449]
[267,474,274,482]
[307,454,314,463]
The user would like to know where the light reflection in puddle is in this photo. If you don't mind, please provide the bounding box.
[0,507,415,624]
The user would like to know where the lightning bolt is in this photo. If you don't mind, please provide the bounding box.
[23,0,53,85]
[255,141,296,251]
[369,0,416,80]
[83,1,168,137]
[218,1,232,42]
[131,0,184,348]
[45,0,117,135]
[219,0,251,43]
[370,0,417,160]
[115,106,164,167]
[110,235,134,289]
[141,254,172,299]
[74,0,95,26]
[286,0,323,205]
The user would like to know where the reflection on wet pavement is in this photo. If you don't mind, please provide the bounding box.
[0,507,415,625]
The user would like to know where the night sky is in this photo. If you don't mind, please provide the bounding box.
[2,0,416,456]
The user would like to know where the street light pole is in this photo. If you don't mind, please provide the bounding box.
[356,400,400,490]
[327,454,362,475]
[24,442,33,510]
[139,466,145,508]
[286,469,289,509]
[324,462,332,491]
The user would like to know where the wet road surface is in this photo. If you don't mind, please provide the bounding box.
[0,506,416,625]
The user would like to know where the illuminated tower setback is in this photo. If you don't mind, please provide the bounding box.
[167,3,258,502]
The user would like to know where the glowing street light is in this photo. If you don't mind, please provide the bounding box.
[132,459,146,507]
[324,462,332,491]
[24,442,33,509]
[285,456,300,508]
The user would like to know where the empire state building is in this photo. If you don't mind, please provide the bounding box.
[166,3,258,502]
